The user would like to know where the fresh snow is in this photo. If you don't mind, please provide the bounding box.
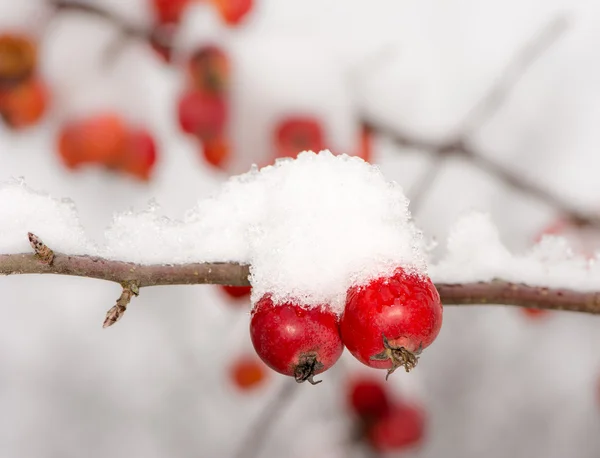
[3,155,600,309]
[0,151,425,312]
[430,212,600,290]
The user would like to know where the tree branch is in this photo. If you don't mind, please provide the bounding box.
[48,0,174,56]
[0,252,250,287]
[2,240,600,315]
[365,120,600,227]
[361,16,600,227]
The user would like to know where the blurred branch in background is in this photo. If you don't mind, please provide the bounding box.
[234,382,297,458]
[48,0,174,63]
[366,15,597,225]
[3,235,600,322]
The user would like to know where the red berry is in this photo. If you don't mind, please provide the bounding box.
[187,46,229,95]
[250,294,343,385]
[0,33,37,88]
[367,403,425,452]
[210,0,253,25]
[347,376,391,420]
[221,285,251,300]
[229,354,268,391]
[177,90,227,138]
[521,307,550,320]
[151,0,192,25]
[57,114,127,168]
[202,136,230,168]
[118,128,158,181]
[274,117,325,160]
[355,123,372,163]
[0,78,48,129]
[341,268,443,378]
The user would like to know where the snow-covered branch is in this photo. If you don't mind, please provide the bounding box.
[3,236,600,318]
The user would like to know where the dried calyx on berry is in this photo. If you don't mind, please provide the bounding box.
[370,335,422,380]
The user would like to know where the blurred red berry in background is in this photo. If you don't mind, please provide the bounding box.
[118,128,158,181]
[221,285,251,300]
[0,78,48,129]
[57,115,157,181]
[367,402,426,452]
[274,117,325,160]
[202,136,230,168]
[178,90,227,138]
[211,0,254,25]
[152,0,193,25]
[188,46,230,95]
[356,123,372,163]
[347,376,391,420]
[58,114,128,168]
[521,307,550,320]
[229,354,268,391]
[0,33,37,88]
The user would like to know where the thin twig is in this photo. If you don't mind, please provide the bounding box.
[48,0,173,51]
[103,281,140,328]
[234,382,298,458]
[28,232,54,265]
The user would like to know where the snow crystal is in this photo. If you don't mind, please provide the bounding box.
[0,152,424,313]
[430,212,600,291]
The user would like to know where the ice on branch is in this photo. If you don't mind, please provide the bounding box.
[430,212,600,291]
[0,152,425,313]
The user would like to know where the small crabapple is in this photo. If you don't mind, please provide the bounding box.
[341,268,443,378]
[0,78,47,129]
[220,285,251,300]
[347,376,391,420]
[367,403,425,452]
[250,294,343,385]
[177,90,227,138]
[202,136,230,168]
[117,128,158,181]
[0,33,37,88]
[355,123,372,163]
[151,0,192,25]
[187,46,229,95]
[274,117,325,160]
[210,0,253,25]
[229,354,268,391]
[57,114,127,168]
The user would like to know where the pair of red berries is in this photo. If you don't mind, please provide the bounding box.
[152,0,253,28]
[58,114,157,181]
[150,0,253,63]
[0,33,48,130]
[178,46,232,168]
[249,267,443,384]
